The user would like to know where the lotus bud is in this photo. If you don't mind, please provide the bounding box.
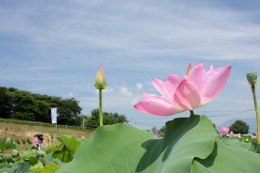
[247,72,257,85]
[247,72,260,144]
[94,65,107,90]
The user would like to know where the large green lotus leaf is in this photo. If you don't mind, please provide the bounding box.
[220,137,253,151]
[192,141,260,173]
[136,115,217,173]
[55,135,81,153]
[0,162,18,173]
[56,115,217,173]
[56,123,154,173]
[15,162,36,173]
[31,163,61,173]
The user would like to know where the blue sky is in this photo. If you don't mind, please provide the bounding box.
[1,0,260,132]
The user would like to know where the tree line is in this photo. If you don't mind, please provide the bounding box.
[0,86,82,125]
[85,108,128,129]
[0,86,128,128]
[152,120,250,138]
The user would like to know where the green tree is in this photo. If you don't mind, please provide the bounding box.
[151,127,158,135]
[0,86,82,125]
[229,120,249,134]
[151,126,165,138]
[0,87,12,118]
[57,98,82,126]
[10,91,38,120]
[158,126,165,137]
[85,109,128,129]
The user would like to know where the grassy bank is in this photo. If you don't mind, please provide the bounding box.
[0,119,92,150]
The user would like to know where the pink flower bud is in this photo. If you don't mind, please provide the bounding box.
[94,65,107,90]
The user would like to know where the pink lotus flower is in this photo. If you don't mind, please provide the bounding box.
[229,131,234,138]
[134,63,231,116]
[219,126,230,136]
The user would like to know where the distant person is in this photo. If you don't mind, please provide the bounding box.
[34,134,44,150]
[32,137,39,150]
[38,134,44,150]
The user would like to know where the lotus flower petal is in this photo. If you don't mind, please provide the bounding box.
[134,96,184,116]
[201,65,231,104]
[188,63,206,92]
[229,131,234,137]
[174,79,201,110]
[134,63,231,116]
[141,92,156,98]
[152,74,184,101]
[219,126,230,136]
[206,64,214,76]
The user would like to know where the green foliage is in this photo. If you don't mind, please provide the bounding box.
[193,141,260,172]
[0,162,36,173]
[85,108,128,129]
[0,162,18,173]
[31,163,61,173]
[0,118,84,130]
[0,87,12,118]
[56,115,260,173]
[51,135,81,163]
[57,98,82,126]
[0,86,82,126]
[0,137,18,151]
[151,126,165,137]
[219,136,253,151]
[229,120,249,134]
[0,135,70,173]
[1,115,260,172]
[56,123,153,173]
[56,115,217,173]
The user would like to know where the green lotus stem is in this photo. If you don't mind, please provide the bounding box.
[190,110,195,117]
[250,84,260,144]
[94,65,107,127]
[247,72,260,144]
[99,89,103,126]
[62,151,65,162]
[67,151,71,162]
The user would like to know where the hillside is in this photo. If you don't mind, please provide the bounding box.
[0,121,92,150]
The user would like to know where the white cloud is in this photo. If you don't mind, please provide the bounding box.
[2,1,260,60]
[1,0,260,131]
[119,86,133,97]
[64,91,75,98]
[103,87,115,94]
[136,82,143,91]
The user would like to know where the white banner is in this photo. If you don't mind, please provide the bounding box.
[51,108,58,124]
